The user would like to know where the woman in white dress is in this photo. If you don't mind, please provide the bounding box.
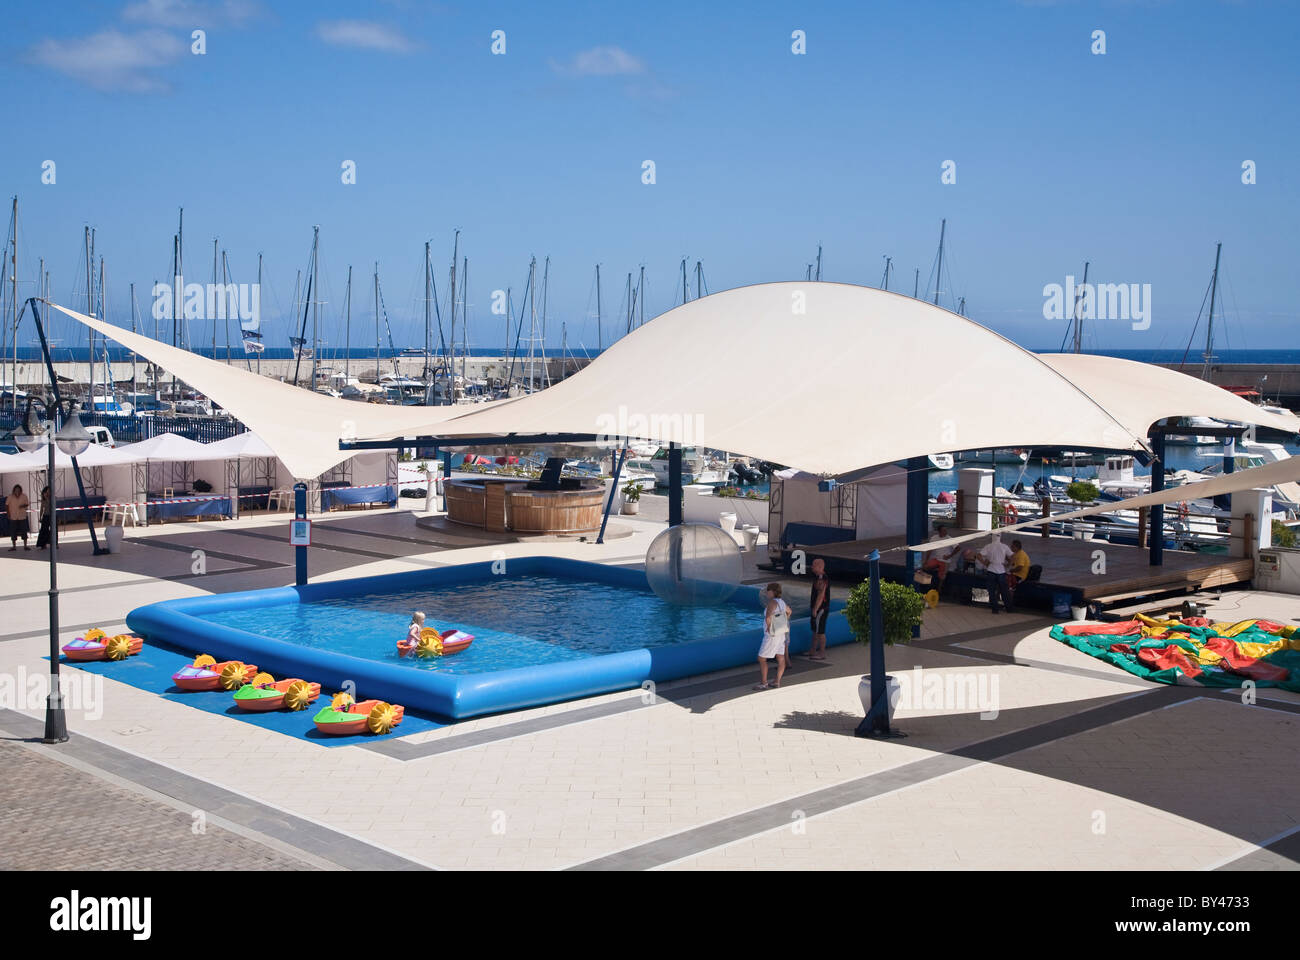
[755,582,790,690]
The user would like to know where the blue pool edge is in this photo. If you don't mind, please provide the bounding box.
[126,556,853,720]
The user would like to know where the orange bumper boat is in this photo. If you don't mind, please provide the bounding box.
[61,629,144,662]
[172,654,258,692]
[312,693,405,736]
[232,673,322,712]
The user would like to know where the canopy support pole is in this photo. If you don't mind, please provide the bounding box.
[668,442,683,526]
[905,455,928,637]
[597,446,627,544]
[855,549,903,738]
[1148,431,1165,567]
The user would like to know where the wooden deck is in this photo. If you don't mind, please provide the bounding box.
[804,530,1255,604]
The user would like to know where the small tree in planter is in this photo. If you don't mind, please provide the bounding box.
[845,578,925,646]
[620,480,642,514]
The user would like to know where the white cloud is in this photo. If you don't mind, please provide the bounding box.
[122,0,260,28]
[314,20,419,53]
[29,28,186,93]
[551,45,646,77]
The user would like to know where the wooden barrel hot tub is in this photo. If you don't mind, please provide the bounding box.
[444,478,605,535]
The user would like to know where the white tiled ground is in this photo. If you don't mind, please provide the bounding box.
[2,506,1297,870]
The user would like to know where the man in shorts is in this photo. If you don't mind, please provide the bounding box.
[808,557,830,660]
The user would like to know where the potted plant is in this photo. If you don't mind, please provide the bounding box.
[620,480,642,514]
[845,578,925,722]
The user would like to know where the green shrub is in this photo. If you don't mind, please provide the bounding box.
[1273,519,1297,548]
[845,578,925,646]
[1066,480,1100,503]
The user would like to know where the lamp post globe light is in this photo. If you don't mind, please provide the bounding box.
[15,399,92,744]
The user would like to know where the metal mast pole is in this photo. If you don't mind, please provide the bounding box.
[310,225,319,393]
[881,256,892,290]
[1201,242,1222,380]
[932,219,945,307]
[344,264,352,382]
[595,264,602,352]
[1072,261,1090,354]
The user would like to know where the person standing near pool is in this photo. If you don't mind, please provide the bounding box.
[756,582,790,690]
[808,558,830,660]
[7,485,30,551]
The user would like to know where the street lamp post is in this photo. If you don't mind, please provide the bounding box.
[15,400,93,744]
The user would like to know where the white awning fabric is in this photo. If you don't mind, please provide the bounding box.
[54,286,1300,478]
[1038,353,1300,440]
[51,304,502,479]
[202,432,279,459]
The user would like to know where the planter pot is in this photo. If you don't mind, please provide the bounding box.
[1071,520,1096,540]
[621,500,640,515]
[1070,604,1088,620]
[740,524,759,552]
[104,524,125,554]
[718,512,738,535]
[858,674,901,721]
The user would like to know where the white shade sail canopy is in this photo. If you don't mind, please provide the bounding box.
[54,286,1300,479]
[1038,353,1300,440]
[379,283,1298,474]
[51,303,504,478]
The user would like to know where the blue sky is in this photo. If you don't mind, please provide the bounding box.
[2,0,1297,356]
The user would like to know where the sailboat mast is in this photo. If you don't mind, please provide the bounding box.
[681,257,688,303]
[638,265,645,327]
[448,231,459,396]
[255,253,262,374]
[815,244,822,281]
[8,197,15,413]
[85,227,94,407]
[461,256,468,384]
[913,268,919,299]
[881,256,892,290]
[212,238,219,359]
[374,263,381,385]
[423,241,431,381]
[1202,242,1222,379]
[129,282,138,403]
[344,264,352,383]
[310,225,319,393]
[541,255,550,388]
[932,219,946,307]
[595,264,602,352]
[1072,261,1090,354]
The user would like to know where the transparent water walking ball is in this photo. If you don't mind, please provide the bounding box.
[644,522,743,606]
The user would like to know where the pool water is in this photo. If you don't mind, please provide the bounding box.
[197,575,762,675]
